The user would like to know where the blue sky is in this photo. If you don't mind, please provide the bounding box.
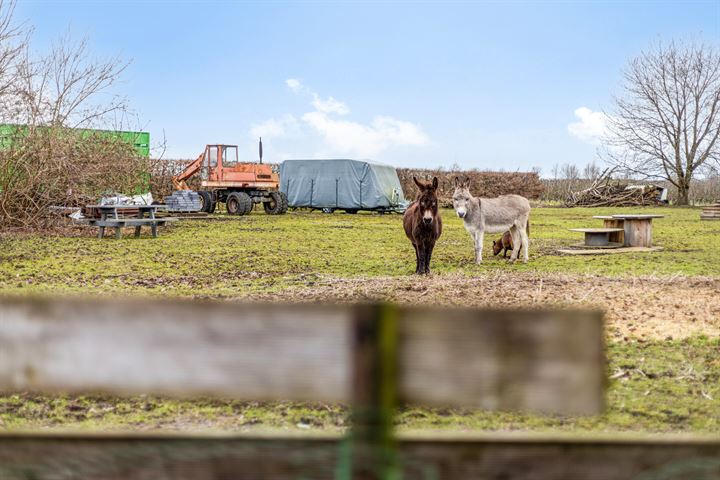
[16,0,720,173]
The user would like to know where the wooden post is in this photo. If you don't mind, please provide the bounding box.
[350,304,399,480]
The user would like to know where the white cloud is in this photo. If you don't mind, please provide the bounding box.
[285,78,302,93]
[302,111,428,157]
[252,79,429,158]
[250,114,297,139]
[568,107,609,144]
[311,94,349,115]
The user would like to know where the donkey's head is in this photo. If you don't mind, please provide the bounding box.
[452,176,473,219]
[413,176,439,226]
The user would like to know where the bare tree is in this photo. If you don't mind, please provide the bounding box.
[0,0,28,120]
[12,31,129,128]
[560,163,580,180]
[582,161,601,180]
[0,5,141,228]
[606,41,720,205]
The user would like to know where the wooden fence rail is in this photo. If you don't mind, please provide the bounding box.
[2,433,720,480]
[0,297,604,415]
[1,297,717,479]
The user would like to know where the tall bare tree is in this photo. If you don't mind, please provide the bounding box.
[606,41,720,205]
[0,0,27,120]
[12,32,129,128]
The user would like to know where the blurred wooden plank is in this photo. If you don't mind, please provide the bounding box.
[398,307,604,415]
[0,298,352,402]
[0,298,603,414]
[0,433,719,480]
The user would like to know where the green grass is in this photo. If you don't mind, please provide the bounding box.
[0,206,716,298]
[1,205,719,433]
[1,338,718,433]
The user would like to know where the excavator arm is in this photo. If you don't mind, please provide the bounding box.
[172,151,205,190]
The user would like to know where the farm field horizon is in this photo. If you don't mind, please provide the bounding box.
[2,206,720,434]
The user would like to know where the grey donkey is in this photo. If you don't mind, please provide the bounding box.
[452,177,531,263]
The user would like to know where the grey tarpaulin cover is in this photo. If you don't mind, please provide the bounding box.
[279,159,407,211]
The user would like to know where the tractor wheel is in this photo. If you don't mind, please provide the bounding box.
[198,191,215,213]
[226,192,253,216]
[263,191,288,215]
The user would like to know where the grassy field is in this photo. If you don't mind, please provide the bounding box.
[0,206,717,297]
[1,205,719,433]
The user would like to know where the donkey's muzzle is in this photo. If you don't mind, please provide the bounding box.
[456,211,466,219]
[423,217,432,225]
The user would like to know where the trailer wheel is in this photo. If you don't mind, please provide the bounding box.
[263,191,288,215]
[321,207,335,214]
[226,192,252,215]
[198,191,215,213]
[345,209,358,214]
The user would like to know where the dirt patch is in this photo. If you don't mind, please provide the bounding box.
[248,273,720,341]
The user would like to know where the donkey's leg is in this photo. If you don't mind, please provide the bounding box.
[520,219,530,263]
[416,244,427,275]
[413,244,421,274]
[424,241,435,274]
[475,229,485,264]
[509,226,522,263]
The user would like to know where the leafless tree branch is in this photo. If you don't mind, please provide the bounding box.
[605,40,720,204]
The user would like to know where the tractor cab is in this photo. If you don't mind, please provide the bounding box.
[203,144,238,179]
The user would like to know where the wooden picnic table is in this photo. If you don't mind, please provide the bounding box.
[86,204,176,239]
[610,214,664,247]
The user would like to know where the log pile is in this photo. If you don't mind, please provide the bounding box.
[564,169,663,207]
[700,202,720,220]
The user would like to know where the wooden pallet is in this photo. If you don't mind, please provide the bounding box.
[558,246,664,255]
[700,203,720,220]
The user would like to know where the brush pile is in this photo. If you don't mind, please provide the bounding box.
[564,168,664,207]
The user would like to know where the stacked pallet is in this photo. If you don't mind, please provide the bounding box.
[700,202,720,220]
[164,191,201,212]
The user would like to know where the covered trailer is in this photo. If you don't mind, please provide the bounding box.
[279,159,407,213]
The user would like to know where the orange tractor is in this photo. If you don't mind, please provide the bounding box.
[172,141,288,215]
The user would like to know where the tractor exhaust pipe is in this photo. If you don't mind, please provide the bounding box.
[259,137,263,164]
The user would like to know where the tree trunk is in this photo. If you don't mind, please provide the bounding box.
[676,181,691,206]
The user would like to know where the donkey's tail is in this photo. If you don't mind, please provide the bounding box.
[526,217,530,237]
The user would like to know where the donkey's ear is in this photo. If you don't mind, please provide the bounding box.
[464,176,471,187]
[431,177,439,190]
[492,240,497,246]
[413,176,425,190]
[453,176,461,188]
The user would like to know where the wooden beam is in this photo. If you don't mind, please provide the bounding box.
[0,433,719,480]
[0,298,603,414]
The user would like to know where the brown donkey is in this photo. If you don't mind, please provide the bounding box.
[403,177,442,274]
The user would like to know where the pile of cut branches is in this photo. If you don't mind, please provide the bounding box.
[564,168,662,207]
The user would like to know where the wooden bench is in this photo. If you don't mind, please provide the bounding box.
[569,228,624,247]
[86,204,177,239]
